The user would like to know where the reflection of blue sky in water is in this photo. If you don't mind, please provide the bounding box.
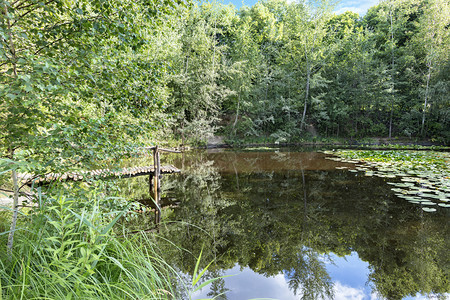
[326,252,373,299]
[192,252,443,300]
[191,265,296,300]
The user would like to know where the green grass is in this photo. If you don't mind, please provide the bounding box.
[0,194,184,299]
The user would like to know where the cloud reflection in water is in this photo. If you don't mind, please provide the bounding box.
[193,252,377,300]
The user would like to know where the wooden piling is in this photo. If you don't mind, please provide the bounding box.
[153,146,161,224]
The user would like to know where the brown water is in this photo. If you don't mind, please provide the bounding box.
[117,148,450,300]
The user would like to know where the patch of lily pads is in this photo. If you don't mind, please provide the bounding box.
[323,150,450,212]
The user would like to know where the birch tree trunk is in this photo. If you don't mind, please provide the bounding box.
[300,38,311,132]
[7,166,20,258]
[4,2,20,257]
[233,91,240,135]
[388,6,395,140]
[421,64,431,136]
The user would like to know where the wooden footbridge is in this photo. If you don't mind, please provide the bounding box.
[26,146,181,224]
[29,164,180,184]
[26,147,181,184]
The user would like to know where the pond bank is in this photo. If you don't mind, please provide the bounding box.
[206,136,448,150]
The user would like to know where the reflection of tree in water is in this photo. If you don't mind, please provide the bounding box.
[289,168,333,300]
[286,249,333,300]
[367,211,449,300]
[154,152,238,299]
[206,270,230,300]
[119,151,449,299]
[159,151,335,298]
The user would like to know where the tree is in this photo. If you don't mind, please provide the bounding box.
[0,0,185,253]
[283,0,335,133]
[167,3,234,145]
[413,0,449,136]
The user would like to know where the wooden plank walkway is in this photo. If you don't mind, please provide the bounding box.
[26,165,181,185]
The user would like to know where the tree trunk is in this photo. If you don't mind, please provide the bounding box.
[181,118,185,146]
[301,54,310,132]
[388,6,395,140]
[389,105,393,139]
[233,91,240,135]
[7,151,20,258]
[5,3,19,258]
[421,64,431,137]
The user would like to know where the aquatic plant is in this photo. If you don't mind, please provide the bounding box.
[324,150,450,212]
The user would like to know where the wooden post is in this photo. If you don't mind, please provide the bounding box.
[156,149,161,223]
[153,146,161,224]
[148,174,153,199]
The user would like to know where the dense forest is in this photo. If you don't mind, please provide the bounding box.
[2,0,449,159]
[165,0,450,145]
[173,0,450,145]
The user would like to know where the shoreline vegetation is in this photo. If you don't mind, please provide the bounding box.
[206,136,450,150]
[1,0,448,298]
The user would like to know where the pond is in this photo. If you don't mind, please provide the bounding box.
[117,148,449,300]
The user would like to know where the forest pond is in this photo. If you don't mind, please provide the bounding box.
[117,148,449,300]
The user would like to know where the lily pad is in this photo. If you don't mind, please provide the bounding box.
[422,207,437,212]
[415,188,434,193]
[408,201,421,204]
[401,177,417,182]
[393,183,414,188]
[420,201,436,206]
[404,196,421,201]
[405,190,419,195]
[394,173,409,177]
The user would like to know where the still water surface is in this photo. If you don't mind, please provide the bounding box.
[119,149,449,300]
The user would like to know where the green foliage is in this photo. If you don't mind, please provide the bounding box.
[159,0,449,144]
[0,194,179,299]
[0,0,188,177]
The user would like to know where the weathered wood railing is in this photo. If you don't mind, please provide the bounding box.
[25,165,180,184]
[23,146,182,225]
[144,146,182,224]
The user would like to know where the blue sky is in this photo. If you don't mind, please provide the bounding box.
[334,0,380,15]
[217,0,380,16]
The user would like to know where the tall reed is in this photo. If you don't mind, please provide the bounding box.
[0,194,181,299]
